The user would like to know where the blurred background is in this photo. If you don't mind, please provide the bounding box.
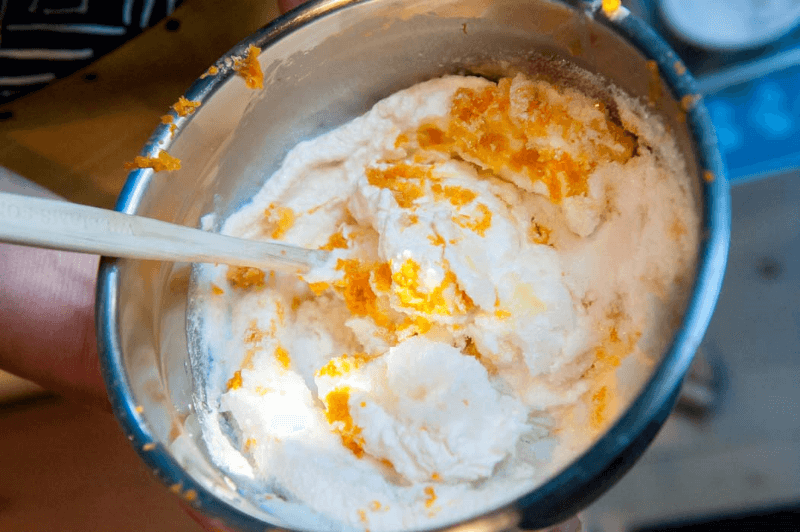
[0,0,798,530]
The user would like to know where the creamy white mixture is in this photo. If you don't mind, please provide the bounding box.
[191,74,699,531]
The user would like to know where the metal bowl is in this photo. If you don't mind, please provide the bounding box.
[97,1,730,530]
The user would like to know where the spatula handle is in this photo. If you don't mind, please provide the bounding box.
[0,192,327,272]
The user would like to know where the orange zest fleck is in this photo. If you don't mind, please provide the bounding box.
[399,314,433,335]
[274,345,291,369]
[334,259,394,329]
[275,300,285,324]
[430,183,477,206]
[366,162,431,209]
[172,96,201,117]
[372,262,393,293]
[124,150,181,172]
[594,344,622,369]
[703,170,715,183]
[424,486,437,508]
[321,230,348,251]
[669,218,687,241]
[392,258,475,316]
[243,320,268,345]
[210,283,224,295]
[602,0,621,14]
[324,387,365,458]
[586,308,642,428]
[427,233,445,246]
[591,386,610,427]
[160,114,174,124]
[317,353,374,378]
[226,370,243,391]
[308,281,330,295]
[233,44,264,89]
[453,203,492,237]
[263,202,295,240]
[291,296,303,311]
[226,266,266,290]
[200,65,219,78]
[417,123,451,148]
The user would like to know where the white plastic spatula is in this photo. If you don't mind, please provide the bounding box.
[0,191,329,273]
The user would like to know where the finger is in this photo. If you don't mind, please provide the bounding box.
[0,244,109,410]
[278,0,309,14]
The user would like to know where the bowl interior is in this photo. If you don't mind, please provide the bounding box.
[101,1,719,530]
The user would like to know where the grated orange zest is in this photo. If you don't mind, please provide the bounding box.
[274,345,291,369]
[366,162,431,209]
[453,203,493,237]
[226,266,266,290]
[172,96,201,117]
[226,370,243,391]
[431,183,477,206]
[334,259,394,329]
[321,230,348,251]
[324,387,365,457]
[263,202,295,240]
[408,77,637,204]
[424,486,437,508]
[602,0,621,14]
[124,150,181,172]
[316,353,374,378]
[427,233,446,246]
[308,282,330,295]
[233,44,264,89]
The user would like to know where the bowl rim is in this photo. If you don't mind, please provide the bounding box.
[96,1,731,531]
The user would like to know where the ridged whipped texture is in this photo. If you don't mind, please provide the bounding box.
[190,74,699,531]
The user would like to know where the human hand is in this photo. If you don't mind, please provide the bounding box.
[0,243,107,409]
[278,0,309,13]
[0,1,312,528]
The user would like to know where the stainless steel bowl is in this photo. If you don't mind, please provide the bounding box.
[97,1,730,530]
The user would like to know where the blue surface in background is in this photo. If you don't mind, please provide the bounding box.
[705,64,800,183]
